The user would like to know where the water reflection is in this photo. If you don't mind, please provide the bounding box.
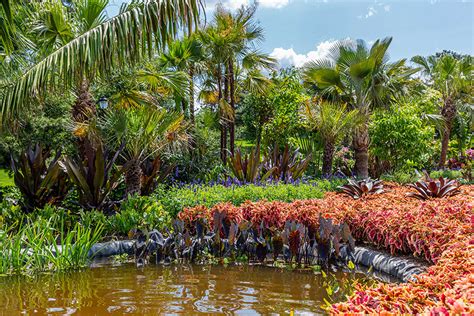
[0,264,367,315]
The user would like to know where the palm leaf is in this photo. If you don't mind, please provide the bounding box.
[1,0,202,123]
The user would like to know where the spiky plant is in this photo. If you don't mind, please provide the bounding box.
[339,178,384,199]
[407,177,461,200]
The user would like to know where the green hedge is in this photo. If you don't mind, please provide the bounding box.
[153,179,345,217]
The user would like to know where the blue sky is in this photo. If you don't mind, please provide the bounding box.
[108,0,473,67]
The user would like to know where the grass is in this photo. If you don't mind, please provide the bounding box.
[0,169,14,186]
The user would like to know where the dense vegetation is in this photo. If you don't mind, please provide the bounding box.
[0,0,472,313]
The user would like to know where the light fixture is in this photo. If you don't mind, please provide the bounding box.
[98,96,108,110]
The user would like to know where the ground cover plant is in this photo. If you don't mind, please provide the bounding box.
[179,184,473,313]
[154,179,344,217]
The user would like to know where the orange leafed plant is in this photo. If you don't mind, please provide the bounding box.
[178,184,473,313]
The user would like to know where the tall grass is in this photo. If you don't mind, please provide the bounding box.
[0,217,103,275]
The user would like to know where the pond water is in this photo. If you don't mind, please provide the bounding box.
[0,263,372,315]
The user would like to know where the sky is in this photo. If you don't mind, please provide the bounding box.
[107,0,473,68]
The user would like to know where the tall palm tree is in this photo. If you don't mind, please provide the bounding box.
[412,53,473,167]
[100,106,186,196]
[301,99,360,177]
[159,36,203,123]
[1,0,202,125]
[200,4,274,162]
[303,37,416,178]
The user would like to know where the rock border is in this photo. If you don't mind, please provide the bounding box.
[88,240,428,282]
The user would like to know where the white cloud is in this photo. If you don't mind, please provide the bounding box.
[358,1,392,19]
[206,0,290,11]
[270,39,350,68]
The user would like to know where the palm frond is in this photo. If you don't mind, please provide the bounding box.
[1,0,202,124]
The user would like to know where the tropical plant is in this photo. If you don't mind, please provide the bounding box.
[338,178,384,199]
[1,0,201,123]
[227,146,273,183]
[99,106,186,196]
[59,141,123,211]
[140,155,174,196]
[11,144,69,212]
[411,52,473,167]
[263,144,311,183]
[159,35,204,122]
[301,99,360,176]
[303,37,417,178]
[407,177,461,200]
[199,4,275,162]
[131,207,355,267]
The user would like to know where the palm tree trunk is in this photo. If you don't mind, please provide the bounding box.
[353,123,369,179]
[72,79,96,159]
[217,67,227,163]
[322,141,335,177]
[125,159,142,197]
[228,59,235,155]
[72,79,96,123]
[189,66,195,125]
[439,98,456,168]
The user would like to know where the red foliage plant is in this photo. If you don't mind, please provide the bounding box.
[178,184,473,314]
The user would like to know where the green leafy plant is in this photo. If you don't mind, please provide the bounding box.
[11,144,70,212]
[339,178,384,199]
[227,147,273,183]
[108,195,171,236]
[407,177,461,200]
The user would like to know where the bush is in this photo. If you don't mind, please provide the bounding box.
[154,180,345,217]
[370,106,435,172]
[106,195,171,236]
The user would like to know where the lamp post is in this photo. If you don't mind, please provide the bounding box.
[98,96,108,110]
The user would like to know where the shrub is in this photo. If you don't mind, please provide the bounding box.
[154,180,344,217]
[107,195,171,236]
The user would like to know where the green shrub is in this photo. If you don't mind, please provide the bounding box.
[154,180,345,217]
[107,195,171,236]
[370,106,435,172]
[429,170,463,181]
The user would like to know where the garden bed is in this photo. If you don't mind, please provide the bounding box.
[179,184,473,314]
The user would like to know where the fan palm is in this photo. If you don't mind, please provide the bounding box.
[159,36,204,122]
[200,4,275,162]
[303,37,417,178]
[1,0,202,124]
[412,53,473,167]
[301,100,360,176]
[100,106,186,196]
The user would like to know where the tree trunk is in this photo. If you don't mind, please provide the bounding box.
[125,159,142,197]
[217,67,227,164]
[72,79,96,123]
[438,98,456,168]
[228,59,235,155]
[189,66,195,125]
[353,122,369,179]
[322,141,335,177]
[72,79,96,160]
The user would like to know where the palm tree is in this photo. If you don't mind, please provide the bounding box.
[303,37,416,178]
[301,99,360,177]
[159,36,204,123]
[100,106,186,196]
[1,0,202,125]
[412,53,473,167]
[200,4,274,162]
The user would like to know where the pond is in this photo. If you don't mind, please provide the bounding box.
[0,263,376,315]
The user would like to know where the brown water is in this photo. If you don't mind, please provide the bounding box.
[0,263,368,315]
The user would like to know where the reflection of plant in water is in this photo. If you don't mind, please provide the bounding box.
[320,262,376,311]
[0,269,96,312]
